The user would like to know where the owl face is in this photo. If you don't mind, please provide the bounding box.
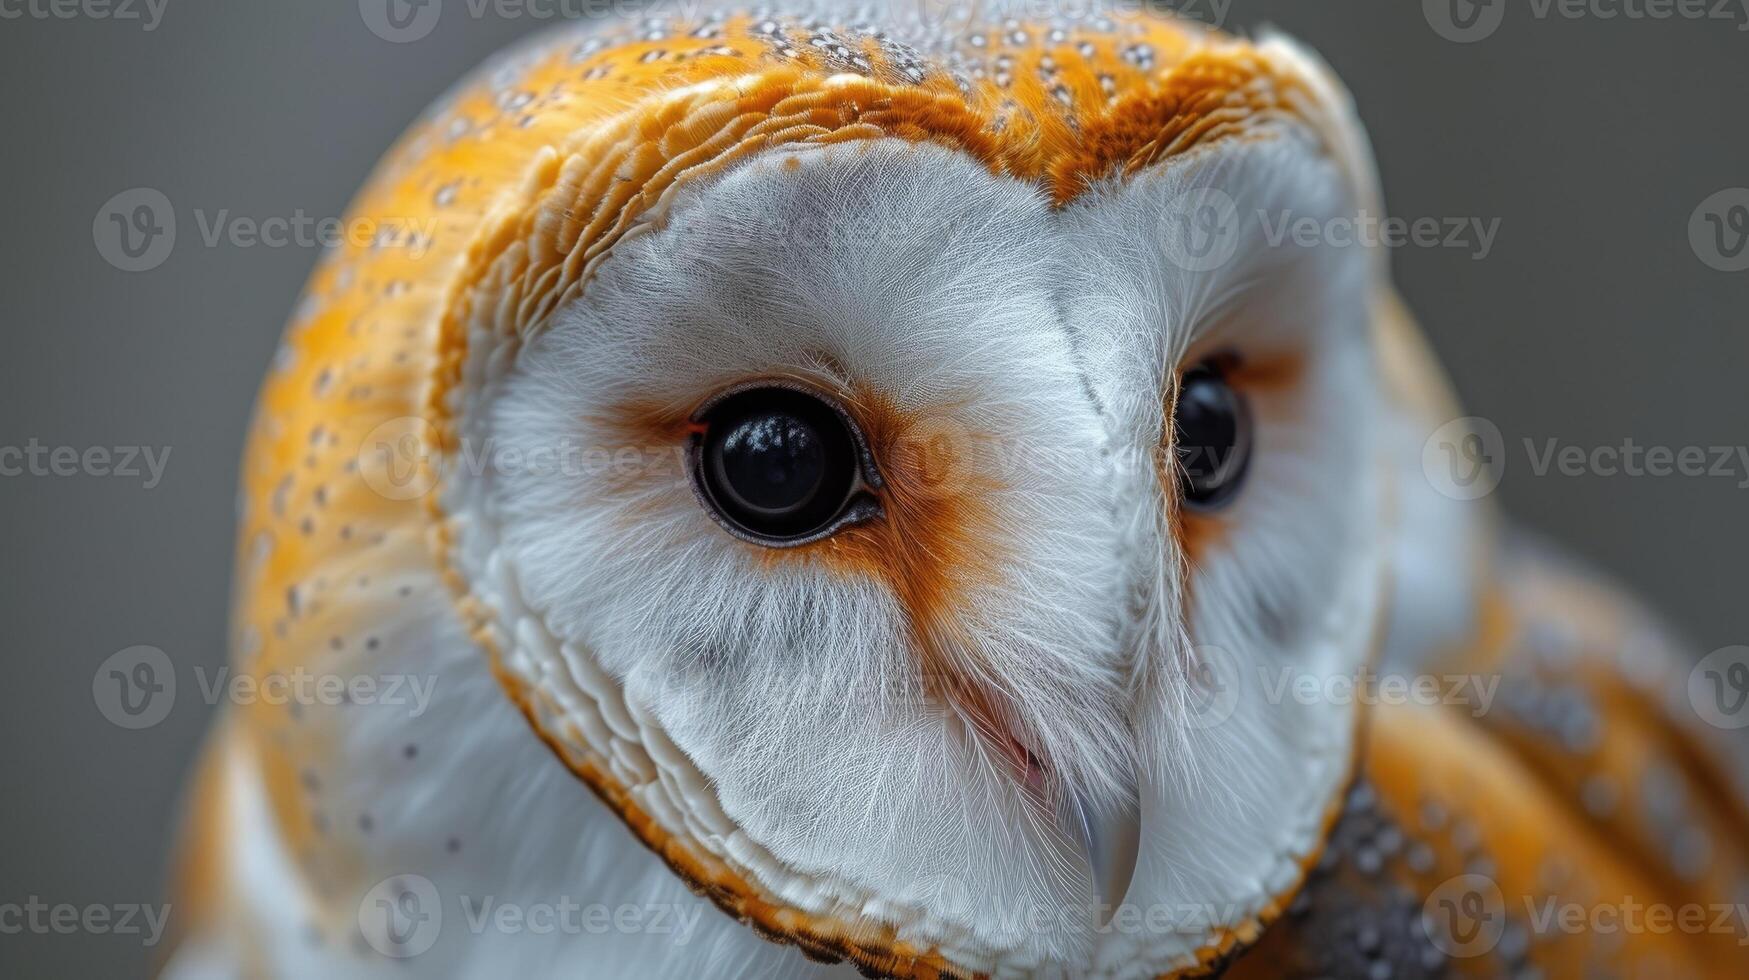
[418,13,1392,977]
[455,134,1383,969]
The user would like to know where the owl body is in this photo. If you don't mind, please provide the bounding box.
[166,5,1749,978]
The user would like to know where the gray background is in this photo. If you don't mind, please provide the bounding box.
[0,1,1743,976]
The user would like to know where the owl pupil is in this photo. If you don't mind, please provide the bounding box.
[1174,362,1252,510]
[714,414,826,514]
[695,387,861,543]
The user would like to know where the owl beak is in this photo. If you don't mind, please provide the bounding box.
[1069,784,1142,924]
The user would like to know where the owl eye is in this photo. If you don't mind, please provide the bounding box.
[690,385,874,546]
[1174,360,1252,510]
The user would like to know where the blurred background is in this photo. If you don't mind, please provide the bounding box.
[1,1,1743,975]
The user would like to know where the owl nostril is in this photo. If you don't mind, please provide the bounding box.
[1006,735,1051,797]
[935,674,1057,798]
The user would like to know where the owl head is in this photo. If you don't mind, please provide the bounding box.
[352,4,1459,976]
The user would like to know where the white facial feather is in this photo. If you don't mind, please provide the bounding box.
[492,141,1138,962]
[474,123,1384,973]
[1057,131,1384,973]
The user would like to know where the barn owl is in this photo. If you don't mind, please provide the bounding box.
[165,3,1749,978]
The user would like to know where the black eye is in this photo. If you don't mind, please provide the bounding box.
[1174,361,1252,510]
[690,386,875,545]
